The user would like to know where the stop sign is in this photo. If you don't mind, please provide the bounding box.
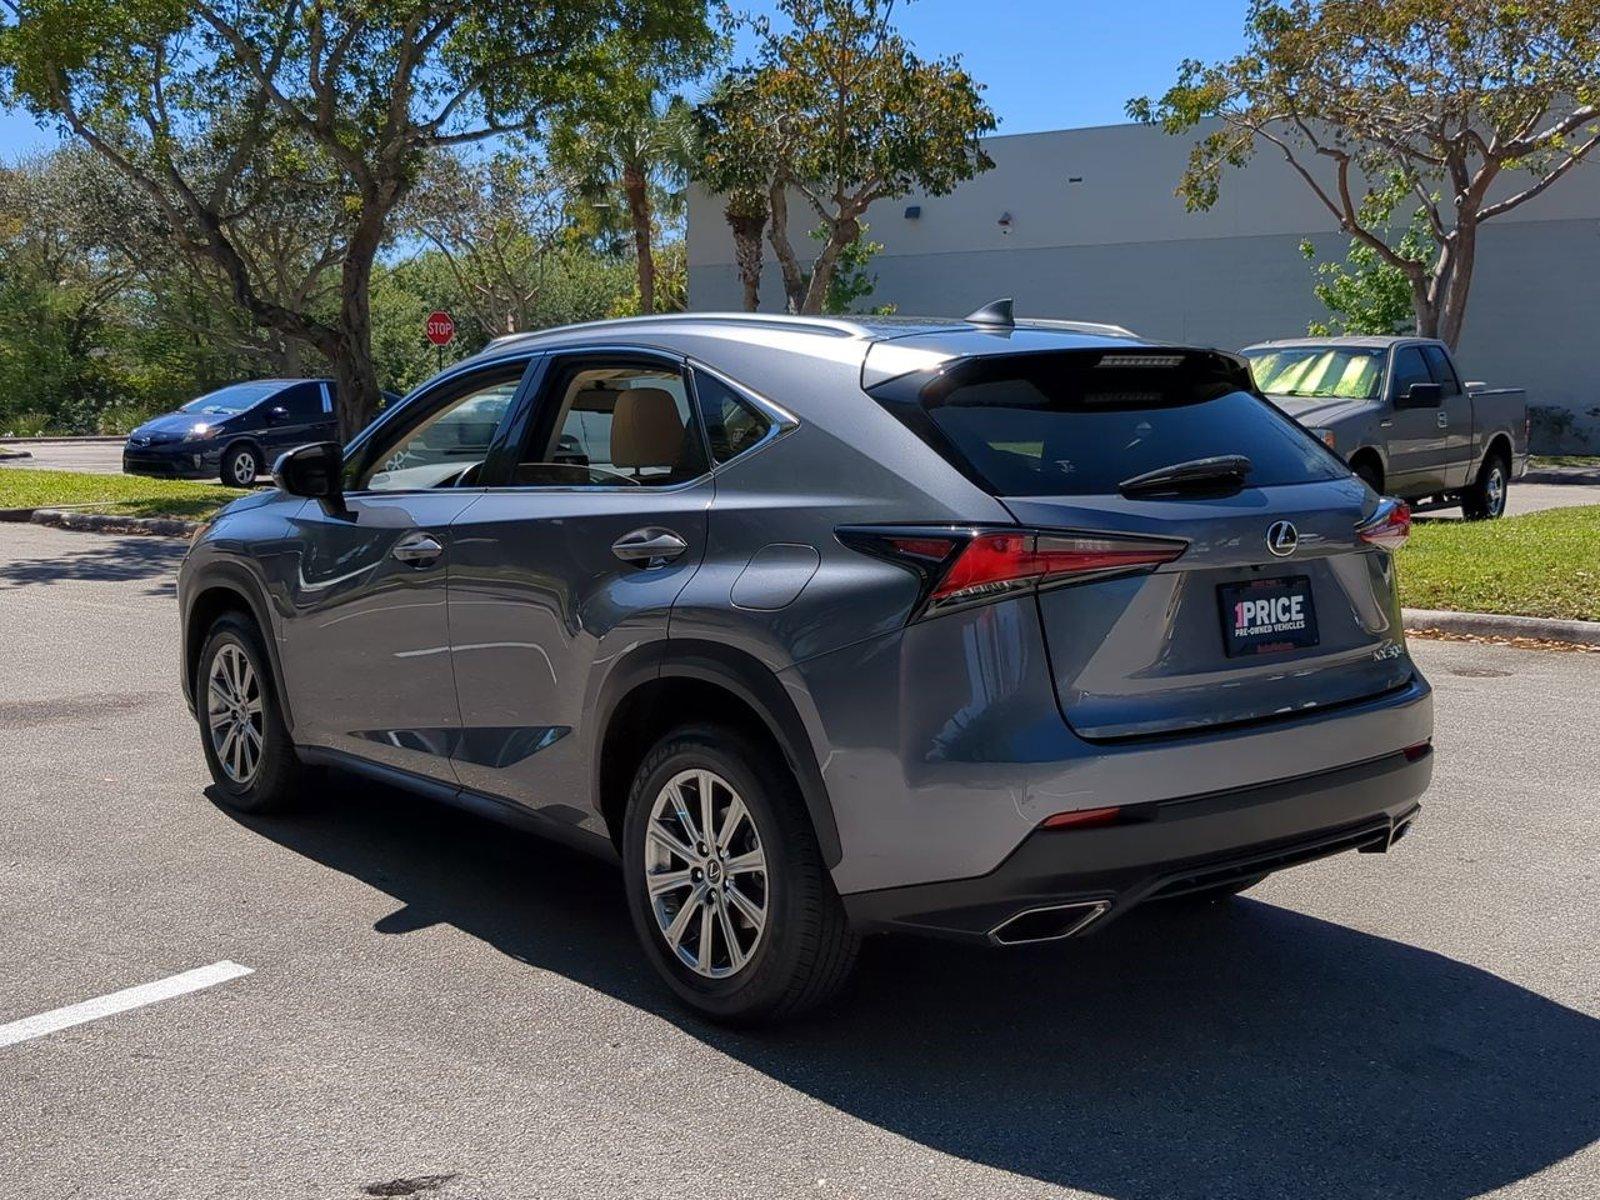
[425,310,456,347]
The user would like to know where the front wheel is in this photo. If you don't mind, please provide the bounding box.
[197,613,305,813]
[622,726,858,1024]
[221,443,259,488]
[1461,454,1509,520]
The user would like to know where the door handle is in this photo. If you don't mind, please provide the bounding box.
[391,531,444,566]
[612,527,688,567]
[1437,412,1449,428]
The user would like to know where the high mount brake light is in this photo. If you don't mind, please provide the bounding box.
[1356,498,1411,552]
[838,527,1187,619]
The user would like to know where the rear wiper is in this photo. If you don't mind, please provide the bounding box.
[1118,455,1254,497]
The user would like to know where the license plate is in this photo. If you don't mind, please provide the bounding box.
[1220,576,1319,657]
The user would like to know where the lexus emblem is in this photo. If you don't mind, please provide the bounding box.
[1266,521,1299,557]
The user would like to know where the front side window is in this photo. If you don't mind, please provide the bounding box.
[1390,347,1432,400]
[1422,345,1461,396]
[513,362,708,487]
[357,377,521,492]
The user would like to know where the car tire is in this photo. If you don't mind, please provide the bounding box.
[221,443,259,488]
[622,725,858,1024]
[197,613,305,814]
[1352,458,1383,494]
[1461,452,1509,520]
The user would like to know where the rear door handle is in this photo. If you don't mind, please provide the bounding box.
[392,531,444,566]
[1437,412,1449,428]
[612,527,688,567]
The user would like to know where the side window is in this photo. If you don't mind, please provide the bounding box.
[1390,347,1432,400]
[694,370,773,464]
[513,361,708,487]
[356,376,522,492]
[278,383,324,420]
[1422,345,1461,396]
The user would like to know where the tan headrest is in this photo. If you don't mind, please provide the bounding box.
[611,388,684,468]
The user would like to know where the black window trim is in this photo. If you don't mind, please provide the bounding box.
[341,353,541,496]
[688,359,798,469]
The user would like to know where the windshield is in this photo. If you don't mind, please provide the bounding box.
[1243,347,1385,400]
[180,381,280,416]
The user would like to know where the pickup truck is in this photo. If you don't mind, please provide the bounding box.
[1240,336,1528,519]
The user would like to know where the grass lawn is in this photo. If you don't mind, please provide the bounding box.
[0,468,242,520]
[1399,504,1600,622]
[1530,454,1600,469]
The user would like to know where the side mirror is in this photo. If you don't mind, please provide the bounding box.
[1399,381,1442,407]
[264,405,290,424]
[272,441,343,506]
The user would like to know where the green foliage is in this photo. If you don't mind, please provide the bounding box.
[699,0,995,313]
[805,223,887,315]
[1130,0,1600,347]
[1300,176,1438,336]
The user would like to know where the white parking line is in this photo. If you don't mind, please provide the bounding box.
[0,961,253,1049]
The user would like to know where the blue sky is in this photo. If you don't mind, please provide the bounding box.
[0,0,1250,159]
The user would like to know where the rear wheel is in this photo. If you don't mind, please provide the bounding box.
[197,613,304,813]
[622,726,858,1024]
[1461,452,1509,520]
[221,443,259,488]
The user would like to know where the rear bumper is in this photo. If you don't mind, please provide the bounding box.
[842,745,1431,943]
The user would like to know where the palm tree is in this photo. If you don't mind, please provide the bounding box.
[551,91,698,316]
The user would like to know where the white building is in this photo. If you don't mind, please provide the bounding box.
[687,121,1600,451]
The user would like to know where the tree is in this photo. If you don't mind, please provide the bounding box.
[1301,174,1438,336]
[705,0,994,315]
[697,75,780,311]
[551,85,701,316]
[1129,0,1600,349]
[1,0,716,437]
[405,149,571,338]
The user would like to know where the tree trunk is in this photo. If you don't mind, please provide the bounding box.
[767,181,807,314]
[726,201,768,312]
[800,214,860,315]
[331,213,385,441]
[1436,222,1476,351]
[623,164,655,316]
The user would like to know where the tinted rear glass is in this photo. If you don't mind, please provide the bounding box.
[885,350,1344,497]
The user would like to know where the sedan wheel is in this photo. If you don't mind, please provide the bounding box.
[644,768,770,979]
[222,445,258,487]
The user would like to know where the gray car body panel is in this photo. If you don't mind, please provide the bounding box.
[179,312,1434,905]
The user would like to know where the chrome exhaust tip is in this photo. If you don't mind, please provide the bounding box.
[988,900,1111,946]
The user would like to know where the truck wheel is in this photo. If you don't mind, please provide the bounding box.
[1462,453,1509,520]
[1351,457,1383,495]
[621,725,858,1024]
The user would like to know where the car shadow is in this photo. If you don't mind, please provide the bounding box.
[219,775,1600,1200]
[0,532,184,594]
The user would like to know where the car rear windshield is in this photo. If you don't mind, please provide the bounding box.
[875,349,1345,497]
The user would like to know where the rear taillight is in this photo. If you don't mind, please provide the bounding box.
[838,526,1187,619]
[1356,498,1411,552]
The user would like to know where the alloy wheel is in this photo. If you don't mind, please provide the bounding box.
[643,768,769,979]
[207,643,264,785]
[231,450,257,485]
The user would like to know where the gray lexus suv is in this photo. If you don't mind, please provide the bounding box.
[178,305,1433,1023]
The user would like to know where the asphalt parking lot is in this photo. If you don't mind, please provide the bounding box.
[1,522,1596,1200]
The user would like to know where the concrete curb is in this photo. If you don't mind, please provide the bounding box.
[25,509,200,538]
[0,447,33,460]
[1403,607,1600,648]
[1522,468,1600,485]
